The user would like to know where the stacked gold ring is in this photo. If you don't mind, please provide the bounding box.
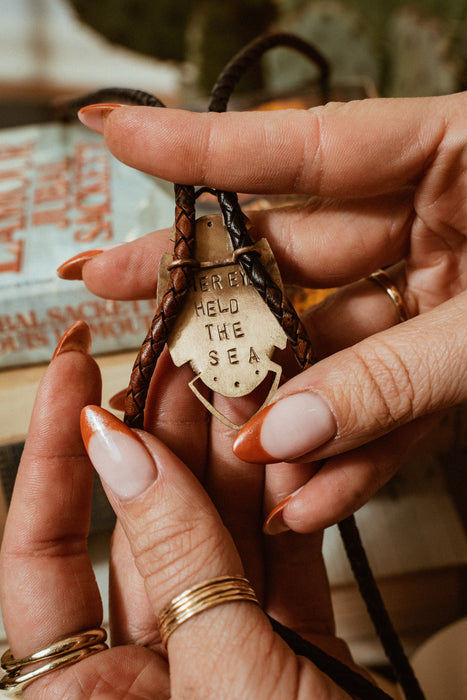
[0,628,108,697]
[158,575,260,647]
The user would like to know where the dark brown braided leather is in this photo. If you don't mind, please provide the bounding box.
[216,189,317,367]
[209,31,330,113]
[124,184,196,428]
[54,87,166,121]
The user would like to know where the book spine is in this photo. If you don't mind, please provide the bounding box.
[0,289,156,368]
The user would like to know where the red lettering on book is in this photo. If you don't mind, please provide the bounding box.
[24,332,49,349]
[0,141,34,162]
[0,227,23,273]
[0,311,40,333]
[0,335,19,355]
[34,181,70,205]
[74,141,113,243]
[32,207,70,229]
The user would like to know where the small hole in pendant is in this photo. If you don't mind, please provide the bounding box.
[255,370,260,375]
[234,381,240,387]
[207,220,213,227]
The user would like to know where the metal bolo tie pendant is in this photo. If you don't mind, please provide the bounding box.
[123,182,315,432]
[157,211,287,430]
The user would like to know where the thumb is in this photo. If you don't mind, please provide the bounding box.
[234,292,467,463]
[79,407,305,699]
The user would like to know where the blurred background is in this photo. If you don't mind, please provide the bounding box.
[1,0,467,126]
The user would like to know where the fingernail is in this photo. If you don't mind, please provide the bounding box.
[81,406,157,500]
[233,393,336,462]
[78,103,124,134]
[263,496,292,536]
[57,243,123,280]
[52,320,91,359]
[108,389,127,412]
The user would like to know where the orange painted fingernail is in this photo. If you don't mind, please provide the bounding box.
[263,496,292,536]
[57,249,104,280]
[57,243,123,280]
[78,103,124,134]
[234,393,336,463]
[81,406,157,500]
[52,320,92,359]
[232,404,276,464]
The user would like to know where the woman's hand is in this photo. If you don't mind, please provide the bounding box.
[0,322,365,698]
[70,93,467,533]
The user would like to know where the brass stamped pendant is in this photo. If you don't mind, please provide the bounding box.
[158,213,287,429]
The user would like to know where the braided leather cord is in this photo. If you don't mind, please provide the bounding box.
[54,87,166,120]
[216,189,317,367]
[124,183,196,428]
[209,31,330,113]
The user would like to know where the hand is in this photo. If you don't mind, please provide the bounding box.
[0,322,367,698]
[70,93,467,533]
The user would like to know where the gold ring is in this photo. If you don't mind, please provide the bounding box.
[158,575,261,647]
[367,269,409,323]
[0,628,108,696]
[1,628,107,671]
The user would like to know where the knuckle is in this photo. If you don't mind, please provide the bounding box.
[346,337,417,431]
[129,508,228,597]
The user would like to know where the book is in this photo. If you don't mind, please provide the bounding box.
[0,121,176,369]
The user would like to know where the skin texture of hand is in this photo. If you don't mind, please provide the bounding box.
[0,322,362,699]
[72,93,467,533]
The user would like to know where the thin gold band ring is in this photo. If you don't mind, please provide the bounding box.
[367,269,409,323]
[158,575,261,647]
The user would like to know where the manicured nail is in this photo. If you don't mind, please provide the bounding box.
[57,250,103,279]
[108,389,127,412]
[81,406,157,500]
[52,320,91,359]
[263,496,292,536]
[57,243,123,280]
[78,103,124,134]
[233,393,336,463]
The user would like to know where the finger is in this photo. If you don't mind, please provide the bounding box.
[107,349,209,647]
[94,97,453,197]
[261,461,337,643]
[56,227,172,300]
[70,190,413,301]
[234,291,467,466]
[261,460,352,665]
[264,415,439,535]
[296,263,414,367]
[144,348,209,480]
[109,521,159,648]
[0,322,102,658]
[80,407,352,699]
[205,391,267,594]
[247,192,413,288]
